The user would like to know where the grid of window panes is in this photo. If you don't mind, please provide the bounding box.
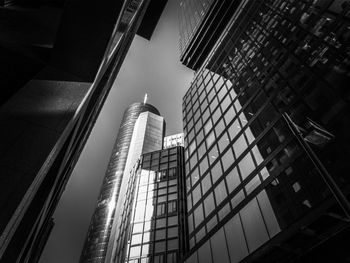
[182,0,349,260]
[179,0,214,55]
[115,147,186,263]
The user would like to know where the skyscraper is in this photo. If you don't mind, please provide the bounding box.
[80,103,165,263]
[0,0,167,261]
[180,0,350,262]
[107,146,187,263]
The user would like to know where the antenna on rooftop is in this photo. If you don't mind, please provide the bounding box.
[143,93,148,104]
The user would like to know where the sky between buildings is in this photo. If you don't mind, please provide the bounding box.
[39,0,194,262]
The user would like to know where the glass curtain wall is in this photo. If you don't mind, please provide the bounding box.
[182,0,350,262]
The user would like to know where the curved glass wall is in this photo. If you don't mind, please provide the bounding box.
[80,102,160,263]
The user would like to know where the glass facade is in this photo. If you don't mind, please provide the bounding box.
[80,103,162,263]
[179,0,214,56]
[182,0,350,262]
[111,146,187,263]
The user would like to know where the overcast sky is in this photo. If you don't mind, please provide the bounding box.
[39,1,193,262]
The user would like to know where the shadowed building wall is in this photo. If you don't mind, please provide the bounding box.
[0,0,167,262]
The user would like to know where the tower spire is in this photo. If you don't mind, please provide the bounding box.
[143,93,148,104]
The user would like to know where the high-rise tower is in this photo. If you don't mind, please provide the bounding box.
[180,0,350,262]
[80,102,164,263]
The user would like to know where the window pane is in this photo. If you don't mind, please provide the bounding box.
[201,173,212,194]
[168,226,178,238]
[224,106,236,125]
[156,229,166,240]
[210,228,230,263]
[226,167,241,193]
[129,246,141,258]
[204,119,212,135]
[199,156,209,174]
[218,132,230,153]
[257,190,281,237]
[204,192,215,217]
[221,148,234,172]
[239,153,255,180]
[214,180,228,205]
[214,119,225,137]
[192,184,202,205]
[198,240,212,263]
[208,145,219,165]
[132,234,142,245]
[245,175,261,195]
[211,161,223,184]
[240,198,269,252]
[168,239,178,250]
[154,241,166,253]
[194,204,204,228]
[206,131,215,148]
[228,119,241,139]
[224,214,249,263]
[233,134,248,158]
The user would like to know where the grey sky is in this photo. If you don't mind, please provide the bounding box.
[39,1,193,262]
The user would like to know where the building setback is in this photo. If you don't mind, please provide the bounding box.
[0,0,167,261]
[80,104,164,263]
[180,0,350,262]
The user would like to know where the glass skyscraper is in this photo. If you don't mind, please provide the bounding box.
[80,103,164,263]
[180,0,350,262]
[109,146,187,263]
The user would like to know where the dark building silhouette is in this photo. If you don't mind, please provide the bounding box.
[80,103,164,263]
[110,146,187,263]
[0,0,167,262]
[180,0,350,262]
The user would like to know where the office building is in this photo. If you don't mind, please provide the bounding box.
[109,146,187,263]
[164,133,185,149]
[80,103,165,263]
[0,0,167,262]
[181,0,350,262]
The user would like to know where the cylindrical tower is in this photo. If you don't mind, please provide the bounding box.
[80,102,160,263]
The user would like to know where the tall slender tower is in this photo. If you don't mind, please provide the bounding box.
[80,102,164,263]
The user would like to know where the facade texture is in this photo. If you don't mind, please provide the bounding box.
[179,0,214,56]
[80,103,163,263]
[110,146,187,263]
[0,0,168,262]
[181,0,350,262]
